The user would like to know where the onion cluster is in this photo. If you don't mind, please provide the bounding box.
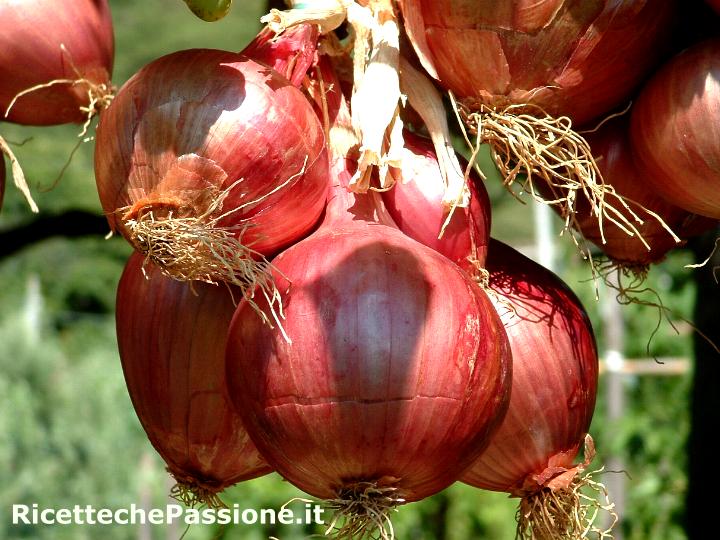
[7,0,707,537]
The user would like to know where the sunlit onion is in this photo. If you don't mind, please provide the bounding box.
[225,67,511,537]
[631,38,720,219]
[94,48,328,317]
[116,253,271,506]
[462,239,603,539]
[400,0,674,126]
[563,116,714,266]
[399,0,677,262]
[0,0,114,126]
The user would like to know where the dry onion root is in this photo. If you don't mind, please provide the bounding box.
[325,481,405,540]
[5,69,115,139]
[451,98,677,266]
[168,472,227,510]
[119,171,298,335]
[514,436,617,540]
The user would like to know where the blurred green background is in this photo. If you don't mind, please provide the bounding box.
[0,0,704,538]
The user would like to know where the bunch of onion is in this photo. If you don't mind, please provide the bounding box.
[631,38,720,220]
[116,253,271,507]
[0,0,115,211]
[225,66,511,539]
[399,0,677,257]
[461,240,611,540]
[552,115,716,282]
[382,130,491,279]
[94,47,329,326]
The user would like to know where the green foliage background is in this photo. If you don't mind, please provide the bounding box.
[0,0,697,538]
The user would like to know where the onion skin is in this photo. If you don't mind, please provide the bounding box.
[227,67,509,504]
[630,39,720,219]
[94,48,328,257]
[116,253,271,491]
[568,116,715,265]
[400,0,675,125]
[226,219,511,501]
[462,239,598,494]
[240,24,319,88]
[382,131,491,272]
[0,0,114,126]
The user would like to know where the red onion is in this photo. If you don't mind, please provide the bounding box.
[707,0,720,14]
[225,69,511,536]
[631,38,720,220]
[461,239,602,539]
[382,130,491,274]
[0,0,114,126]
[566,116,715,266]
[116,253,271,506]
[400,0,674,126]
[398,0,677,262]
[94,48,328,311]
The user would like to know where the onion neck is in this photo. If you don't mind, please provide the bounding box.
[322,161,396,228]
[308,54,396,229]
[240,24,319,87]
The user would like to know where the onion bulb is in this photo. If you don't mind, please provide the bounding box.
[559,115,714,268]
[631,38,720,219]
[225,67,511,537]
[116,253,271,506]
[94,48,328,320]
[461,240,606,539]
[382,130,491,277]
[0,0,114,126]
[399,0,676,261]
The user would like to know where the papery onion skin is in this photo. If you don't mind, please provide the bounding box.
[382,131,491,272]
[225,186,511,501]
[94,48,328,257]
[631,38,720,220]
[116,253,271,491]
[0,0,114,126]
[568,116,715,265]
[400,0,675,126]
[239,24,319,88]
[462,239,598,493]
